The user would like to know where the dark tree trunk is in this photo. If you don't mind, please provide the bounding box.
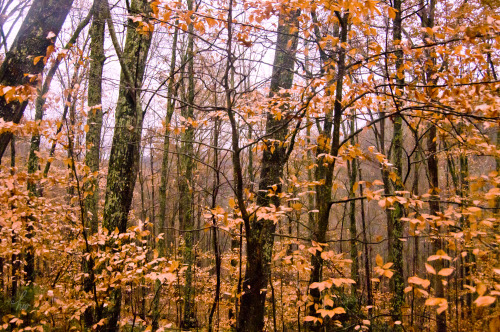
[0,0,74,161]
[390,0,405,327]
[421,1,446,330]
[237,7,299,332]
[308,12,348,329]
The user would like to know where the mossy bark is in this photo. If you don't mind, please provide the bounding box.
[389,0,405,327]
[101,0,152,329]
[102,0,152,233]
[84,0,106,235]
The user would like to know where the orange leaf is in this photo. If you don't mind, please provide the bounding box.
[474,296,496,307]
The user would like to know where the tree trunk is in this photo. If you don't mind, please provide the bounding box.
[348,116,359,295]
[237,7,299,332]
[101,0,152,329]
[151,24,179,331]
[308,11,348,328]
[0,0,74,161]
[158,23,179,257]
[208,118,221,332]
[180,0,197,326]
[84,0,106,234]
[421,1,446,330]
[390,0,405,326]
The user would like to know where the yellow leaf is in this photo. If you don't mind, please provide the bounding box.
[425,263,436,274]
[333,307,346,315]
[324,296,334,307]
[206,17,217,28]
[34,56,44,65]
[438,268,454,277]
[378,199,386,208]
[304,316,322,324]
[474,296,496,307]
[376,254,383,267]
[477,283,488,296]
[388,7,397,20]
[427,250,452,261]
[408,276,430,289]
[437,303,448,314]
[426,298,440,306]
[389,171,397,182]
[425,297,447,314]
[84,124,89,133]
[383,262,394,269]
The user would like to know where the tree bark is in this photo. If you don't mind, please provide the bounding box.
[238,6,299,331]
[348,116,359,295]
[101,0,152,329]
[308,11,348,329]
[84,0,106,235]
[0,0,74,161]
[421,1,446,330]
[158,23,179,257]
[389,0,405,326]
[180,0,197,327]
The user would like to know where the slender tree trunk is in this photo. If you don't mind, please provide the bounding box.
[237,6,299,331]
[151,27,178,329]
[84,0,106,234]
[158,23,179,257]
[9,136,17,301]
[348,116,359,295]
[180,0,197,326]
[82,3,105,326]
[358,169,372,314]
[101,0,152,329]
[208,118,221,332]
[308,11,348,329]
[420,1,446,330]
[389,0,405,326]
[427,125,446,332]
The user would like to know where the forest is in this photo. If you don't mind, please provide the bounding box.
[0,0,499,331]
